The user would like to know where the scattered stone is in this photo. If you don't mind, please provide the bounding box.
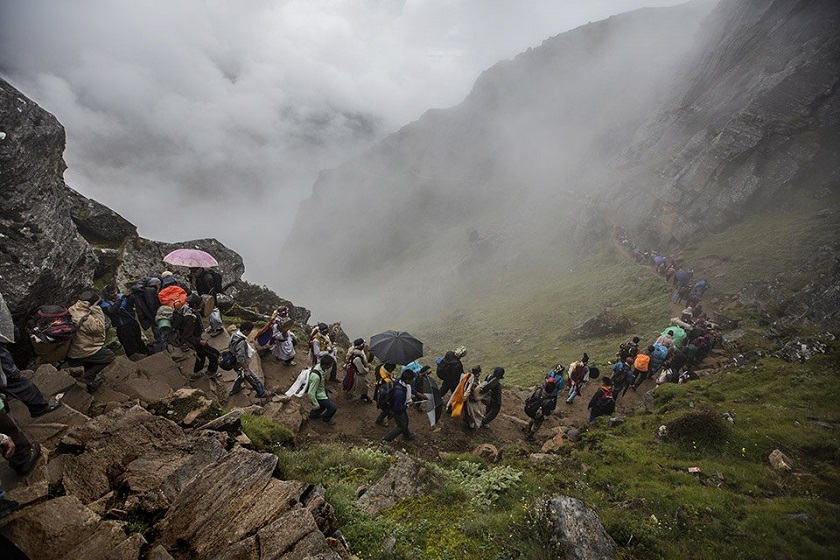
[769,449,793,471]
[529,453,559,465]
[773,338,829,362]
[382,535,397,552]
[567,428,582,443]
[609,417,625,427]
[541,433,564,453]
[657,425,668,438]
[473,443,502,462]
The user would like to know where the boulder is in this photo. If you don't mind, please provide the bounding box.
[572,310,631,339]
[529,453,560,465]
[0,495,143,560]
[358,452,431,516]
[147,388,223,427]
[544,496,616,560]
[263,399,306,433]
[157,447,340,558]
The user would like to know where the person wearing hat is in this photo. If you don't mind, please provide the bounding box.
[383,368,415,442]
[180,294,220,380]
[523,376,559,442]
[587,377,616,424]
[479,367,505,429]
[345,338,372,402]
[67,289,115,393]
[565,353,591,404]
[270,308,297,366]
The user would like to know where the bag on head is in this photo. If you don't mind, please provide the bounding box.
[27,305,77,363]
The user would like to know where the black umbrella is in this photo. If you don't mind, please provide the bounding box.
[369,330,423,365]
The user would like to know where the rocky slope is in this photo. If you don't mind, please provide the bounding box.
[280,0,840,328]
[0,77,309,333]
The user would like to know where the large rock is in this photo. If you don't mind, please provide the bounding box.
[572,310,632,339]
[64,185,137,246]
[544,496,616,560]
[358,452,431,516]
[0,495,144,560]
[157,447,341,558]
[0,78,98,319]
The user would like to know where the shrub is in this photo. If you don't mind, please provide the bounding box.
[240,414,295,452]
[665,408,729,452]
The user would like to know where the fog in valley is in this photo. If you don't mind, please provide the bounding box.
[1,0,708,333]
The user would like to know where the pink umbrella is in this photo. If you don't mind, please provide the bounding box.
[163,248,219,268]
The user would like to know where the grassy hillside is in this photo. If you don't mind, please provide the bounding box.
[239,199,840,559]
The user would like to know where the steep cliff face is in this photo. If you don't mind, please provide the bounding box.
[612,0,840,244]
[0,78,305,329]
[0,78,98,317]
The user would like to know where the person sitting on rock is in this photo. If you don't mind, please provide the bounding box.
[0,430,18,520]
[66,290,115,393]
[1,337,61,417]
[307,354,337,426]
[181,295,220,380]
[0,397,41,479]
[229,322,267,398]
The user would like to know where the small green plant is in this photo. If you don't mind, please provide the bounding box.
[240,414,295,452]
[435,460,523,508]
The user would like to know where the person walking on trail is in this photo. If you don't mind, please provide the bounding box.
[181,295,220,380]
[67,290,115,393]
[345,338,372,403]
[565,353,591,404]
[270,308,297,366]
[523,377,559,442]
[611,358,634,398]
[100,284,147,358]
[479,367,504,429]
[655,330,675,350]
[462,365,484,430]
[383,369,415,442]
[630,347,653,391]
[437,347,466,400]
[228,322,268,398]
[309,323,337,378]
[307,354,338,426]
[374,363,397,427]
[587,377,616,424]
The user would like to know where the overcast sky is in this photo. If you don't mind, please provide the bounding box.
[0,0,682,283]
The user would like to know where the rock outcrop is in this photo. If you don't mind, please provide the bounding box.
[544,496,616,560]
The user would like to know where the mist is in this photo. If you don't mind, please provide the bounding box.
[0,0,684,290]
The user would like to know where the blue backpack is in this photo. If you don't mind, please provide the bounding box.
[546,366,565,395]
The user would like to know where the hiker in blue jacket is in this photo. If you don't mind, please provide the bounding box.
[383,369,415,442]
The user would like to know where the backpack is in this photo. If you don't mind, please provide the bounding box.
[546,368,565,392]
[633,353,651,372]
[158,286,188,309]
[436,358,451,381]
[524,388,543,419]
[27,305,77,342]
[209,269,223,294]
[618,341,638,361]
[219,350,237,371]
[595,390,615,413]
[376,381,396,410]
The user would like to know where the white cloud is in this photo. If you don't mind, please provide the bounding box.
[0,0,682,282]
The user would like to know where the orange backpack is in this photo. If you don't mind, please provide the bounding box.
[158,286,188,309]
[633,353,651,372]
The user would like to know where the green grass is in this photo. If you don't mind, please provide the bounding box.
[240,414,296,451]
